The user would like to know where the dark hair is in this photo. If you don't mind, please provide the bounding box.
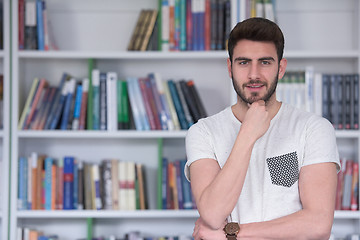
[227,18,285,63]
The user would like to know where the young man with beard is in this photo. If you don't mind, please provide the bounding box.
[185,18,340,240]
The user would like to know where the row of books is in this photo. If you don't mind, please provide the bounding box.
[17,153,149,211]
[16,228,193,240]
[320,73,359,130]
[18,71,207,131]
[277,68,360,131]
[128,0,231,52]
[276,71,307,111]
[242,0,276,22]
[335,158,359,211]
[18,0,58,50]
[16,228,58,240]
[161,158,196,210]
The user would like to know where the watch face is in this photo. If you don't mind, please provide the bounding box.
[225,222,240,234]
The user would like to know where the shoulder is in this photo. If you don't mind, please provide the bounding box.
[186,107,232,138]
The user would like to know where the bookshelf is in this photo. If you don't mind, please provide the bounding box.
[6,1,360,240]
[1,0,10,239]
[9,0,238,239]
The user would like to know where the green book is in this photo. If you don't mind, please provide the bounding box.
[117,80,130,129]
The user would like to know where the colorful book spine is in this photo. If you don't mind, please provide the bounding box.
[93,164,103,210]
[60,78,76,130]
[44,157,53,210]
[79,78,89,130]
[63,156,74,210]
[92,69,100,130]
[36,0,44,50]
[72,83,83,130]
[99,72,107,130]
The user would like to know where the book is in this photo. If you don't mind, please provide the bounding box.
[60,78,76,130]
[117,80,130,130]
[139,9,158,51]
[44,157,53,210]
[101,160,113,210]
[175,81,193,128]
[77,160,84,210]
[36,0,44,50]
[118,161,127,210]
[111,159,119,210]
[127,77,145,130]
[163,80,181,130]
[92,163,102,210]
[180,80,201,122]
[168,80,188,129]
[92,69,100,130]
[25,0,37,50]
[18,78,39,129]
[132,77,151,130]
[138,77,160,130]
[71,81,83,130]
[99,72,107,130]
[63,156,74,210]
[127,9,147,51]
[78,78,89,130]
[106,72,118,131]
[44,73,69,129]
[23,78,48,129]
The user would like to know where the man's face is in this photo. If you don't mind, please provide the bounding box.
[227,39,286,104]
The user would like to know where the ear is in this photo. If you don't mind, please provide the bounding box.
[227,58,232,78]
[278,58,287,80]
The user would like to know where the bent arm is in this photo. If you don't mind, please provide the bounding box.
[238,162,338,240]
[189,126,256,229]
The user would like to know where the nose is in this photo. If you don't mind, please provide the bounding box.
[248,63,260,80]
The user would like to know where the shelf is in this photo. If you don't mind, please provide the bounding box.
[17,50,229,60]
[284,50,359,59]
[17,130,188,139]
[335,130,360,138]
[334,210,360,219]
[16,50,359,60]
[16,210,199,219]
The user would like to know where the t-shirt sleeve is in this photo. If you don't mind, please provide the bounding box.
[302,116,340,172]
[184,120,216,181]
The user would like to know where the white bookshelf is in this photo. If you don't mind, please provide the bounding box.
[1,0,10,239]
[7,0,360,239]
[9,0,238,239]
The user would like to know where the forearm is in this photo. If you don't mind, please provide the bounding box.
[238,209,334,240]
[196,128,256,228]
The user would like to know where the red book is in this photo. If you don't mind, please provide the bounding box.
[18,0,25,49]
[351,162,359,211]
[204,0,211,50]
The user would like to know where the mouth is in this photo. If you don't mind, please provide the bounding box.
[245,83,265,91]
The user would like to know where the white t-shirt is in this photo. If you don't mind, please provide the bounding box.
[185,103,340,224]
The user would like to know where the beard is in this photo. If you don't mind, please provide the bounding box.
[232,71,279,104]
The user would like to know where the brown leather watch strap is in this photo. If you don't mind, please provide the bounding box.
[226,235,237,240]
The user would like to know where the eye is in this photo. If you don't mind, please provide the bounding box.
[239,60,248,65]
[262,60,271,65]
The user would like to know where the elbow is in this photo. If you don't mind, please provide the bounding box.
[198,209,227,230]
[309,220,333,240]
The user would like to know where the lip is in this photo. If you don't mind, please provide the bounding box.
[245,83,265,91]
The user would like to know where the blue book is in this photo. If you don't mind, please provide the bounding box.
[198,1,205,51]
[63,156,74,210]
[36,0,44,50]
[180,159,193,209]
[45,73,68,129]
[162,158,168,209]
[72,83,83,130]
[44,157,53,210]
[60,79,76,130]
[18,157,27,210]
[132,77,151,130]
[174,160,184,209]
[179,0,186,51]
[73,160,78,209]
[168,80,188,129]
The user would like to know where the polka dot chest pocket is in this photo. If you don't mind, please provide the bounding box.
[266,151,299,188]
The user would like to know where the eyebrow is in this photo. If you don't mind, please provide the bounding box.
[234,56,276,62]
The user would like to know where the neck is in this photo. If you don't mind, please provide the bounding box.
[231,96,282,123]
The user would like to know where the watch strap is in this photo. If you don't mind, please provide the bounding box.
[226,235,237,240]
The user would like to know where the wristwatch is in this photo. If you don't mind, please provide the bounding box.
[223,222,240,240]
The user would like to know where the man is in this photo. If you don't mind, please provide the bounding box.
[185,18,340,239]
